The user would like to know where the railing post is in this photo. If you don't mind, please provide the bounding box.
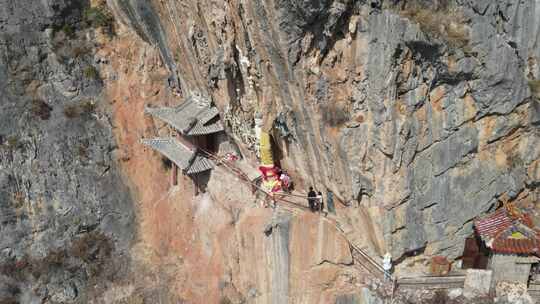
[390,277,397,304]
[171,163,178,186]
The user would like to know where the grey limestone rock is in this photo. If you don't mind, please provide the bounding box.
[0,0,135,302]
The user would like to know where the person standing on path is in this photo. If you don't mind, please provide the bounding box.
[317,191,324,214]
[326,191,335,214]
[279,171,291,193]
[382,252,392,281]
[307,187,317,211]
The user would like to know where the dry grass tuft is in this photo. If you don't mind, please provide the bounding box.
[72,45,91,58]
[528,80,540,98]
[399,5,469,49]
[321,102,350,127]
[64,104,81,118]
[80,100,97,114]
[63,100,97,118]
[219,297,233,304]
[11,191,25,208]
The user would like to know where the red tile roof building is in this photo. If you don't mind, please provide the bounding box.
[474,206,540,255]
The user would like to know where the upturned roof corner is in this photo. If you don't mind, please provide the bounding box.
[140,138,214,175]
[144,94,223,136]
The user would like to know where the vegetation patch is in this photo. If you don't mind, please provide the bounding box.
[83,4,115,35]
[52,23,76,39]
[321,102,350,127]
[30,98,53,120]
[51,24,92,60]
[161,156,173,170]
[396,3,469,49]
[63,100,97,119]
[72,45,92,58]
[528,80,540,99]
[84,65,100,80]
[7,136,19,148]
[64,104,81,118]
[3,135,24,151]
[0,231,115,283]
[60,24,76,38]
[77,139,91,159]
[219,297,233,304]
[51,2,116,61]
[11,191,26,208]
[81,100,97,113]
[78,145,89,159]
[52,2,115,38]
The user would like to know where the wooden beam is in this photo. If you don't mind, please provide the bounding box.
[397,275,466,285]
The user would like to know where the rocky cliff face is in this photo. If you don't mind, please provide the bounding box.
[1,0,539,303]
[0,1,137,302]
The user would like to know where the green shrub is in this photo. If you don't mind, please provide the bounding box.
[52,23,76,39]
[61,24,75,37]
[51,4,115,45]
[6,135,21,150]
[83,6,114,29]
[83,65,99,80]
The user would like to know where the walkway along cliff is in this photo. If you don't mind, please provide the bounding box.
[109,0,540,300]
[0,0,539,303]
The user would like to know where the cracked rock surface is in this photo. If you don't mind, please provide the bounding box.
[0,0,135,302]
[1,0,539,303]
[116,0,539,261]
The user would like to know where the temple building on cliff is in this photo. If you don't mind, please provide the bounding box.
[141,93,224,192]
[473,204,540,286]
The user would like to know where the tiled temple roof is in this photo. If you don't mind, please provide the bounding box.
[141,138,214,175]
[145,95,224,136]
[474,208,540,255]
[475,208,513,238]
